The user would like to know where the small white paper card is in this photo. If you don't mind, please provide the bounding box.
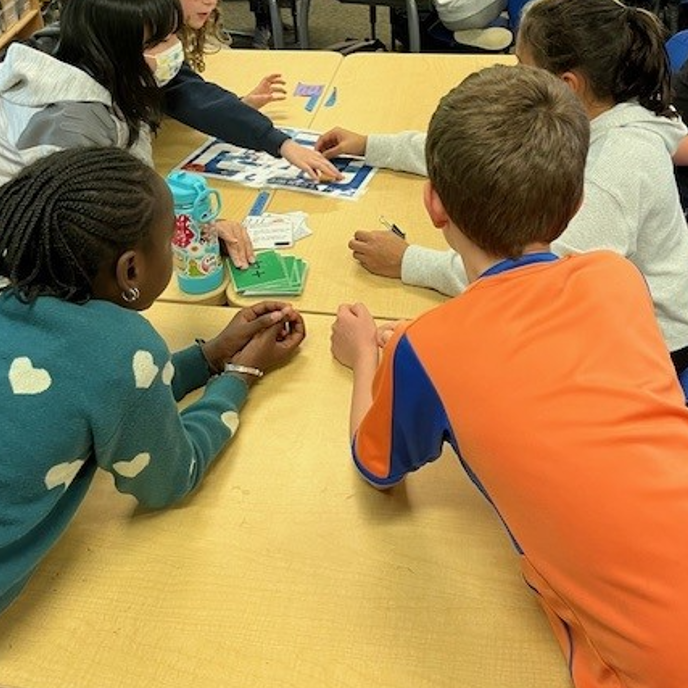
[243,214,294,249]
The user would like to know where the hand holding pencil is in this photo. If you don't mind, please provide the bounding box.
[348,226,409,279]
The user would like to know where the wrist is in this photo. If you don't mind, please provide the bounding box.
[195,338,224,375]
[353,346,379,373]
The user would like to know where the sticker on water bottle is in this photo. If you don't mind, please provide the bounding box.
[172,214,224,294]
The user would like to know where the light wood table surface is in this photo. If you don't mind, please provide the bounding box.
[310,52,517,133]
[155,52,516,313]
[0,302,570,688]
[154,49,343,306]
[226,53,518,319]
[226,171,448,320]
[200,48,344,129]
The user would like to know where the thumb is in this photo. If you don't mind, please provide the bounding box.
[244,309,285,335]
[322,144,344,160]
[351,303,370,319]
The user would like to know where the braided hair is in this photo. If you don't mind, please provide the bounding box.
[0,148,160,304]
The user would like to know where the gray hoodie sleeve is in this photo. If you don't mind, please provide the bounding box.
[17,102,119,150]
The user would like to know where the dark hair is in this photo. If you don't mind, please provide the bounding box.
[518,0,674,118]
[0,147,161,303]
[55,0,184,146]
[425,65,589,257]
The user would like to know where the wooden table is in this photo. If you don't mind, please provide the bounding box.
[155,49,344,306]
[154,52,516,315]
[0,302,570,688]
[309,52,517,133]
[200,48,343,128]
[225,53,518,319]
[226,171,448,320]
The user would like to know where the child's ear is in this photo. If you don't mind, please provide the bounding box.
[115,250,140,294]
[560,70,585,97]
[423,181,449,229]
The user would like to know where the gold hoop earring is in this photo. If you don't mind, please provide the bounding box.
[121,286,140,303]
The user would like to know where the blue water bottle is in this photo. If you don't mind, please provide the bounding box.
[166,171,224,294]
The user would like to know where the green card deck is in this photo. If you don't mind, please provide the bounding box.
[228,250,307,296]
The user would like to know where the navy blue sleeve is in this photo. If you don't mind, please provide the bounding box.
[672,64,688,211]
[162,64,289,157]
[353,334,451,487]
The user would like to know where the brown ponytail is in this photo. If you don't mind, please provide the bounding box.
[519,0,675,118]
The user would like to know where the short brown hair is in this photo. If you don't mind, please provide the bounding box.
[425,64,589,257]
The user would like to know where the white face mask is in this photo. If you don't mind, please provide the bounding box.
[146,41,184,87]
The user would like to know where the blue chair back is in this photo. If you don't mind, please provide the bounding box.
[508,0,531,31]
[679,367,688,405]
[666,28,688,73]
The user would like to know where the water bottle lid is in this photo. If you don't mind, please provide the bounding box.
[166,170,210,205]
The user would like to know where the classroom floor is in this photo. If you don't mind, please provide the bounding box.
[219,0,394,50]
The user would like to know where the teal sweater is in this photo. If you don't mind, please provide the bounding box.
[0,292,249,613]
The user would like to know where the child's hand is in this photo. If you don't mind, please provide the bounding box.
[315,127,367,159]
[241,73,287,109]
[376,320,408,347]
[348,230,408,278]
[216,219,255,269]
[202,302,293,372]
[232,308,306,373]
[331,303,378,370]
[280,139,343,182]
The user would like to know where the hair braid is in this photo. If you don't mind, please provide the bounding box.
[0,148,161,303]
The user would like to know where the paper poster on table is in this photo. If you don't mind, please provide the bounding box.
[176,128,377,200]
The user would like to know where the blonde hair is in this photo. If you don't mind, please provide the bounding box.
[178,8,229,73]
[426,64,589,257]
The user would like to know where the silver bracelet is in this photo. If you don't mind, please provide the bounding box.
[223,362,264,378]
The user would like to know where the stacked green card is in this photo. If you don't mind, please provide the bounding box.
[228,250,307,295]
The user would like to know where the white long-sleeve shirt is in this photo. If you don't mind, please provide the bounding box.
[365,102,688,352]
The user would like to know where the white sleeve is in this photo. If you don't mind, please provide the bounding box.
[553,179,636,257]
[401,244,468,296]
[365,131,428,176]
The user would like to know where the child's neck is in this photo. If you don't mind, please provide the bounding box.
[461,242,552,283]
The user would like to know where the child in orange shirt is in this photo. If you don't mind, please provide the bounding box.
[331,64,688,687]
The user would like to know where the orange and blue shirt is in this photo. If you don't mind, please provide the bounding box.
[353,251,688,688]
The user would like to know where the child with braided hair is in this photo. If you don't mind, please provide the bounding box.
[0,147,306,615]
[0,0,341,268]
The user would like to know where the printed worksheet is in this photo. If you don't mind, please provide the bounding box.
[176,128,377,200]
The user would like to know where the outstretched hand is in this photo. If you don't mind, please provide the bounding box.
[280,139,344,182]
[242,73,287,109]
[216,219,255,269]
[315,127,367,159]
